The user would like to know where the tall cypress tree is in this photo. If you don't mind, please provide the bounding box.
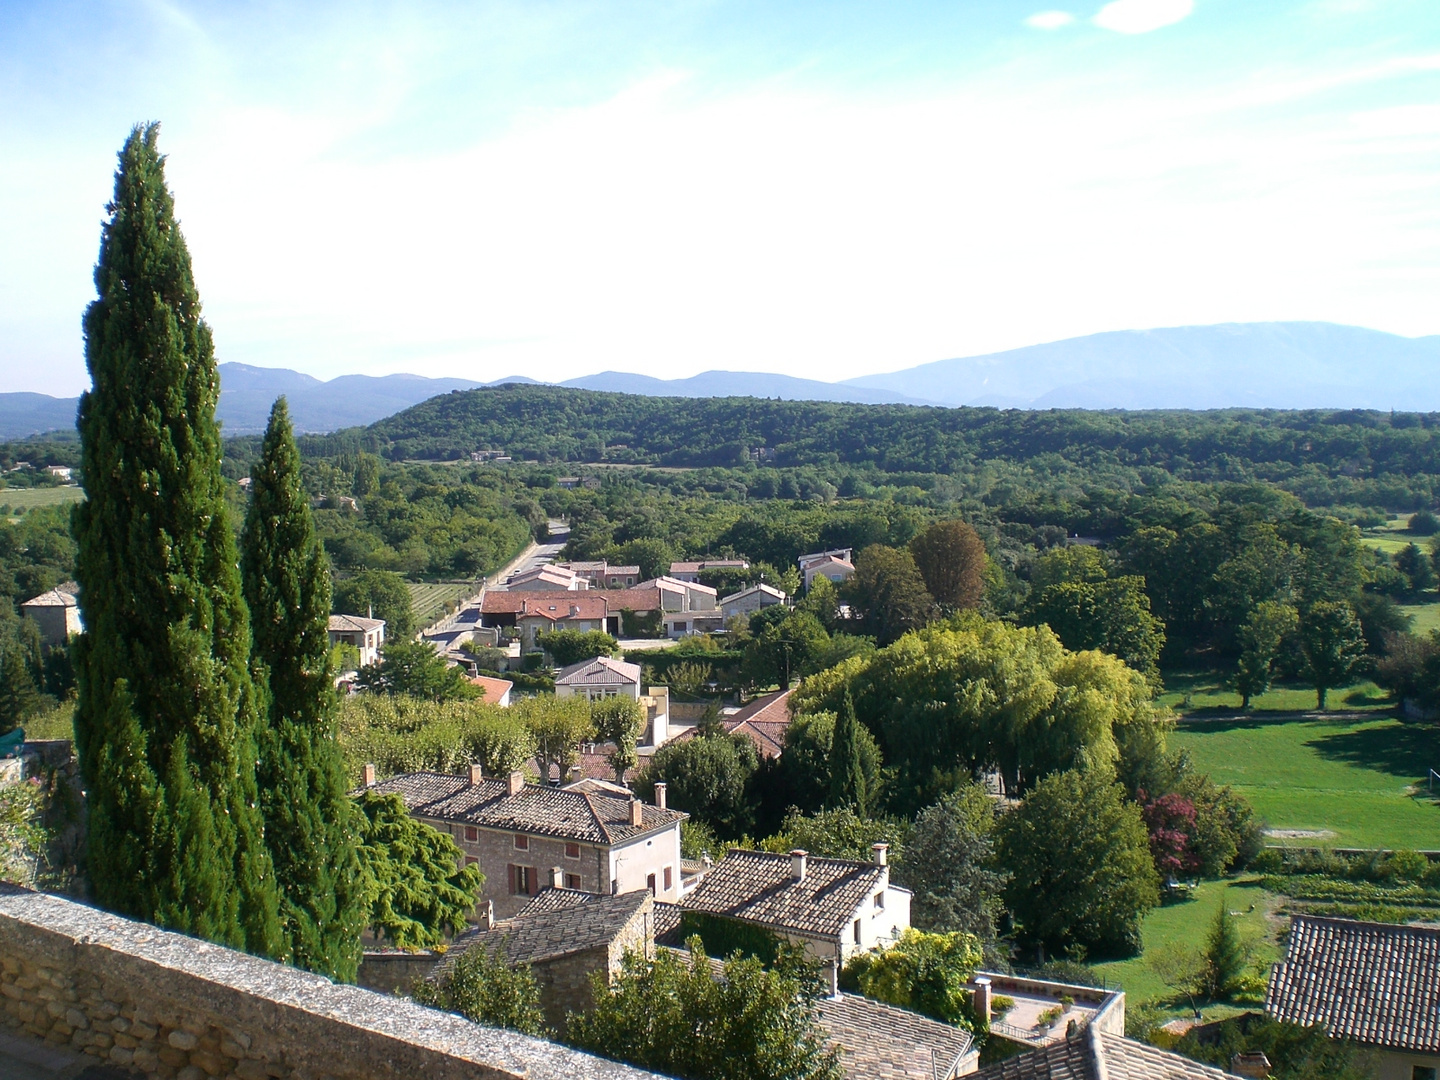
[828,690,868,816]
[242,398,366,981]
[72,124,280,955]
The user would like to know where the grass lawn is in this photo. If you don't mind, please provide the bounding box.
[1090,878,1279,1014]
[1172,714,1440,849]
[1156,673,1390,714]
[0,486,83,515]
[1401,599,1440,636]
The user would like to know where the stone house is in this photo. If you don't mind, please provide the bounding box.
[429,887,655,1035]
[556,561,642,589]
[363,767,686,919]
[20,586,81,647]
[480,587,665,641]
[554,657,642,701]
[1267,914,1440,1080]
[668,559,749,583]
[326,614,385,667]
[666,688,790,760]
[719,582,787,621]
[508,565,588,591]
[678,846,910,964]
[799,549,856,591]
[512,595,610,652]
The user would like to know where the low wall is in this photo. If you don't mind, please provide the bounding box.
[355,951,442,996]
[0,885,659,1080]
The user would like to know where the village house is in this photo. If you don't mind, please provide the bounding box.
[508,564,589,591]
[1266,914,1439,1080]
[668,688,790,759]
[679,845,910,964]
[668,558,749,583]
[662,609,727,638]
[799,548,856,590]
[554,658,672,746]
[20,585,81,646]
[479,587,665,641]
[556,561,642,588]
[719,582,787,621]
[641,575,718,612]
[511,595,610,652]
[327,614,385,667]
[468,673,514,707]
[361,766,686,919]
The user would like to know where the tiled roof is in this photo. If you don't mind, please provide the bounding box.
[516,596,610,623]
[799,549,852,568]
[1266,914,1440,1053]
[670,560,748,573]
[468,674,512,704]
[641,576,718,597]
[328,614,384,631]
[480,588,663,616]
[561,777,633,797]
[974,1029,1233,1080]
[817,992,975,1080]
[21,587,77,609]
[555,657,642,686]
[669,690,791,759]
[720,583,787,606]
[367,771,684,844]
[431,890,652,976]
[679,849,889,939]
[653,901,685,947]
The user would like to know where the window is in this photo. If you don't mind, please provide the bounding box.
[874,892,884,910]
[465,826,478,843]
[565,873,581,889]
[663,866,673,892]
[510,865,537,895]
[1413,1069,1437,1080]
[565,843,581,859]
[464,856,478,867]
[514,834,528,850]
[854,919,862,944]
[646,873,657,896]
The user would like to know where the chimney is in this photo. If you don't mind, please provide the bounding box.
[570,604,580,618]
[972,977,992,1026]
[791,849,808,881]
[827,958,840,999]
[872,842,888,866]
[482,900,494,930]
[362,763,376,788]
[629,799,644,827]
[654,782,667,810]
[551,866,565,889]
[508,770,525,796]
[469,762,484,785]
[1231,1053,1272,1079]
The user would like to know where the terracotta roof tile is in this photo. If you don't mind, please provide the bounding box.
[327,613,384,631]
[555,657,642,686]
[974,1029,1233,1080]
[432,890,652,975]
[1266,914,1440,1053]
[468,675,513,704]
[817,992,975,1080]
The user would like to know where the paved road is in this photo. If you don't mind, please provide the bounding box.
[427,522,570,650]
[493,521,570,590]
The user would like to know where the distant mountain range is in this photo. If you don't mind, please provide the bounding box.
[2,322,1436,439]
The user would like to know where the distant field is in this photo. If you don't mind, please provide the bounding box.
[1157,673,1389,714]
[0,486,83,514]
[407,581,477,628]
[1401,600,1440,635]
[1171,714,1439,850]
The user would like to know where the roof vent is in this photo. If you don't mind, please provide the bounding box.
[791,849,808,881]
[508,771,524,796]
[629,799,644,827]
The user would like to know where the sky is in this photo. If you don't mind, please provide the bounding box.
[1,0,1438,395]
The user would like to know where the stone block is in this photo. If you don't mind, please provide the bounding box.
[132,1020,158,1039]
[168,1028,199,1050]
[113,1032,138,1049]
[188,1048,226,1075]
[109,1044,136,1066]
[65,1007,88,1029]
[176,1066,208,1080]
[158,1045,190,1068]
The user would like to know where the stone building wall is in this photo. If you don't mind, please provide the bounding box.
[0,885,660,1080]
[532,946,609,1037]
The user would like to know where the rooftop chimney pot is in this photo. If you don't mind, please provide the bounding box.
[629,799,644,827]
[973,977,992,1026]
[482,900,494,930]
[362,763,376,788]
[872,842,888,866]
[507,770,524,796]
[791,849,808,881]
[654,782,668,810]
[827,959,840,999]
[469,763,484,785]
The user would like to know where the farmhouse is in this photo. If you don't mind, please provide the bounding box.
[20,585,81,646]
[326,613,385,667]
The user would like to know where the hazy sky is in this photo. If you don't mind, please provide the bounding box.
[2,0,1438,395]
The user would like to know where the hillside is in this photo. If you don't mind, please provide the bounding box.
[559,370,930,405]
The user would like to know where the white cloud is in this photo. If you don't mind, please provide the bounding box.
[1026,11,1077,29]
[1093,0,1194,34]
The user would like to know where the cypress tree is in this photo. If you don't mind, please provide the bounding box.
[242,398,366,981]
[828,690,868,816]
[72,124,280,955]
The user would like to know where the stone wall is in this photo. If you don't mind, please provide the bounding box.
[0,885,661,1080]
[355,951,441,996]
[532,946,609,1037]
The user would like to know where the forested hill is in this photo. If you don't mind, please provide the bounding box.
[356,383,1440,491]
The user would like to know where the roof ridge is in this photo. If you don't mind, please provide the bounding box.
[583,791,615,845]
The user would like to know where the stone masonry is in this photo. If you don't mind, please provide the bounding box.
[0,884,661,1080]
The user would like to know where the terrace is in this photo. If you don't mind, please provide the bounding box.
[969,971,1124,1047]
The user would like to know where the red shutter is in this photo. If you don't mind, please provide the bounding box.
[528,867,540,895]
[508,864,517,895]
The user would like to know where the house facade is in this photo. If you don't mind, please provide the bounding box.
[514,595,609,651]
[364,767,686,919]
[327,614,385,666]
[719,583,787,621]
[20,587,81,646]
[555,657,643,701]
[668,559,749,583]
[480,587,665,642]
[508,565,589,591]
[557,561,642,589]
[799,549,856,590]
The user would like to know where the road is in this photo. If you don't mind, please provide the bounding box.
[424,521,569,650]
[493,520,570,589]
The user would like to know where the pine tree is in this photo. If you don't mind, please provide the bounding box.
[72,124,280,955]
[242,398,366,981]
[827,690,868,816]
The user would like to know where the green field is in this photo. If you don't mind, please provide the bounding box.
[1401,600,1440,636]
[1091,878,1278,1012]
[0,486,83,514]
[1172,714,1439,850]
[407,581,477,629]
[1157,673,1389,714]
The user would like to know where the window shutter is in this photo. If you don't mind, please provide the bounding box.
[508,864,517,895]
[528,867,540,896]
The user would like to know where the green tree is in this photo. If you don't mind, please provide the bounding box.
[567,936,843,1080]
[536,629,617,667]
[909,520,987,611]
[72,124,279,955]
[591,695,645,784]
[518,695,594,785]
[1394,542,1437,592]
[1200,895,1249,999]
[354,791,482,948]
[1027,575,1165,686]
[635,730,759,839]
[0,646,41,735]
[1172,1016,1374,1080]
[770,806,906,863]
[612,537,674,581]
[779,710,884,816]
[796,573,840,631]
[827,690,868,815]
[997,768,1159,957]
[354,641,478,702]
[842,929,984,1029]
[1299,601,1366,709]
[333,569,415,641]
[411,940,547,1036]
[467,711,536,776]
[896,784,1009,963]
[1235,601,1298,708]
[841,545,936,645]
[743,610,831,689]
[242,398,366,981]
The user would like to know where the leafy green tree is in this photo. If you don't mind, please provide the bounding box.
[354,791,483,948]
[842,545,936,645]
[1027,575,1165,686]
[591,695,645,784]
[242,398,367,981]
[997,768,1159,957]
[468,712,536,776]
[779,710,884,816]
[0,779,45,886]
[1200,895,1249,999]
[770,806,906,863]
[612,537,675,581]
[411,940,547,1036]
[1408,509,1440,536]
[743,610,831,689]
[910,520,987,611]
[827,690,868,815]
[1394,542,1437,592]
[1235,601,1298,708]
[1299,601,1366,709]
[536,629,618,666]
[72,124,279,955]
[355,641,478,701]
[842,929,984,1029]
[634,731,759,839]
[1031,545,1109,589]
[333,569,415,641]
[517,695,594,785]
[567,936,843,1080]
[796,573,840,631]
[1172,1016,1374,1080]
[896,784,1009,962]
[0,645,41,735]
